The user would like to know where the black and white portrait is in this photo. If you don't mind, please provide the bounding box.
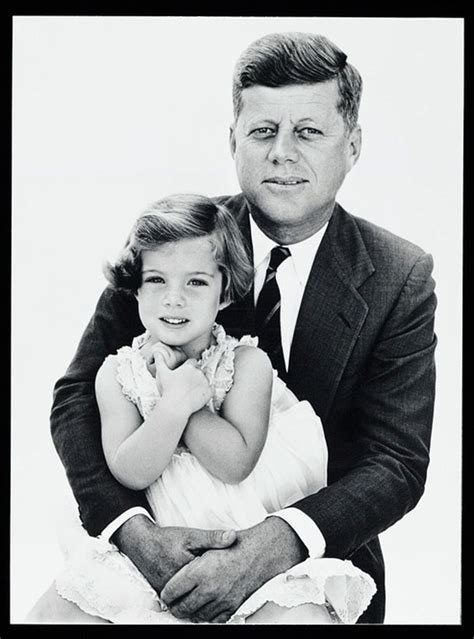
[11,16,462,625]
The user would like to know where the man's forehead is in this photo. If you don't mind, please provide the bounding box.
[239,82,340,114]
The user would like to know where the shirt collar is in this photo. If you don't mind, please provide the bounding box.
[249,215,329,286]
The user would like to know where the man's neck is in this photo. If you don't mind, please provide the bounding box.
[248,201,335,245]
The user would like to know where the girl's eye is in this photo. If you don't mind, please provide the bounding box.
[189,279,208,286]
[144,276,164,284]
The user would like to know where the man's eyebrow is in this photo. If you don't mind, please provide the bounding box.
[246,115,323,127]
[246,118,278,127]
[296,117,321,124]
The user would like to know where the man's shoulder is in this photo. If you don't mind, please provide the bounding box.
[96,284,138,311]
[336,205,430,271]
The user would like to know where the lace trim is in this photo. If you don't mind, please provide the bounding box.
[115,347,159,418]
[115,323,258,421]
[197,324,258,412]
[55,536,374,625]
[55,536,164,623]
[228,559,377,625]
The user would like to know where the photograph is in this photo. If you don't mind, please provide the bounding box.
[11,15,462,625]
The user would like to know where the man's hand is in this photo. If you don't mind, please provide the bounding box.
[112,515,237,594]
[160,516,308,623]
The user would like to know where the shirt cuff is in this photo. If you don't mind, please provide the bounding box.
[268,507,326,559]
[99,507,155,541]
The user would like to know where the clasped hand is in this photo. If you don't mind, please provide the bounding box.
[148,342,212,414]
[159,517,304,623]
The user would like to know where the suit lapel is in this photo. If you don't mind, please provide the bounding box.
[217,197,375,422]
[288,205,375,421]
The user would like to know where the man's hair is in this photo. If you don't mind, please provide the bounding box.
[105,194,254,304]
[232,32,363,130]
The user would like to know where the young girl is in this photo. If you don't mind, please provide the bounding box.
[54,194,376,624]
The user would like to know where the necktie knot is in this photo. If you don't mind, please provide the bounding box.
[268,245,291,273]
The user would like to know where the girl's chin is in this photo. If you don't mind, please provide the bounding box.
[153,335,186,347]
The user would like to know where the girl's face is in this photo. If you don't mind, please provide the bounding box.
[136,236,228,359]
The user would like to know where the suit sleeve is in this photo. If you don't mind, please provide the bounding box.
[50,286,151,537]
[294,252,437,558]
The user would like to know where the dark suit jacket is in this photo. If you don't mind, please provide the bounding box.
[50,194,437,623]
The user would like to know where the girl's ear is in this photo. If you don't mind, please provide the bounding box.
[218,299,231,311]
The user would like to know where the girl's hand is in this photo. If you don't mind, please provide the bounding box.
[147,342,187,377]
[155,354,212,415]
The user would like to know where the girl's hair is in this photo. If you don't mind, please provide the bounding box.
[105,194,254,304]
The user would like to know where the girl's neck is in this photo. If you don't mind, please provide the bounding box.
[151,326,217,362]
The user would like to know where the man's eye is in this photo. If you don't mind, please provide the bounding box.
[189,279,208,286]
[250,127,275,138]
[298,127,323,138]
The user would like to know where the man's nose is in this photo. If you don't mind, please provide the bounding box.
[268,130,299,164]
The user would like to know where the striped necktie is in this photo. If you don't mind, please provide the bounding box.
[255,245,291,379]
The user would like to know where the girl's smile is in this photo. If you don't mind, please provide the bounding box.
[160,317,189,326]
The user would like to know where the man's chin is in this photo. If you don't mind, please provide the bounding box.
[253,189,310,214]
[251,198,307,226]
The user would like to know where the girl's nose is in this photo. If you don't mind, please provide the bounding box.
[163,289,185,307]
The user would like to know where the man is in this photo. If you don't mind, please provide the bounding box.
[31,32,436,623]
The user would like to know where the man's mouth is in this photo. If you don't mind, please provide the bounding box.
[160,317,189,325]
[263,177,308,186]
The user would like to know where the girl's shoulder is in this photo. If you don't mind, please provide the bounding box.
[96,351,121,382]
[203,324,270,373]
[232,343,273,381]
[200,325,273,411]
[95,353,126,406]
[207,323,258,354]
[96,338,154,412]
[96,345,138,380]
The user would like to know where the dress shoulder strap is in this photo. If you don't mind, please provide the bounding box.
[114,338,159,418]
[199,324,258,412]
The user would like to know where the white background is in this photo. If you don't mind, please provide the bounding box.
[11,16,463,624]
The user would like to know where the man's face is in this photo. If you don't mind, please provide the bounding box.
[230,81,361,243]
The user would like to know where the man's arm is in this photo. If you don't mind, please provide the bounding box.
[50,286,148,536]
[295,252,437,558]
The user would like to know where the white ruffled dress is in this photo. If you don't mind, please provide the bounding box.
[55,324,376,624]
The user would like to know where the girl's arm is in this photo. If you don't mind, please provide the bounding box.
[96,355,210,490]
[182,346,273,484]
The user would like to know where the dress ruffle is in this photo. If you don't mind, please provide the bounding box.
[230,558,376,624]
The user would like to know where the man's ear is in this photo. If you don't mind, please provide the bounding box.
[229,125,236,158]
[347,125,362,171]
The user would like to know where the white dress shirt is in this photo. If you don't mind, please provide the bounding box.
[250,216,328,370]
[102,216,329,559]
[249,216,328,558]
